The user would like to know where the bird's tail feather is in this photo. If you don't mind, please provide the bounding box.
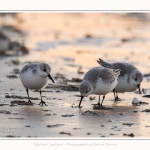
[97,58,111,68]
[113,69,121,77]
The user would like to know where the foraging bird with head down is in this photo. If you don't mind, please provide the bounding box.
[97,58,143,101]
[79,67,121,108]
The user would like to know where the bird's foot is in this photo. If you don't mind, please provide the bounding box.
[27,100,34,105]
[115,97,122,101]
[78,105,82,108]
[39,100,48,106]
[91,102,100,106]
[93,104,105,109]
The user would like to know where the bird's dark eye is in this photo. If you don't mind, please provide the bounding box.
[43,69,46,72]
[133,76,137,81]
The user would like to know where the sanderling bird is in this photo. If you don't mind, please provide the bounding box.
[97,58,143,101]
[20,63,55,105]
[79,67,121,108]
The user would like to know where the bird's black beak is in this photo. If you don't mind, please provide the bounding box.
[137,84,141,94]
[79,96,84,108]
[47,74,55,83]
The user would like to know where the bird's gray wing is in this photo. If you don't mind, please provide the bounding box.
[20,64,29,74]
[20,63,37,75]
[99,68,116,83]
[84,67,115,84]
[97,58,136,77]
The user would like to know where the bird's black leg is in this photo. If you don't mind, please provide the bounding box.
[92,95,101,105]
[113,89,116,99]
[26,89,33,104]
[98,95,100,105]
[115,90,121,101]
[100,95,105,106]
[39,89,47,106]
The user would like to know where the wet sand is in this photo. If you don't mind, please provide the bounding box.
[1,13,150,138]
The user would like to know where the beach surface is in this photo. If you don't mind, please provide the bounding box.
[1,13,150,138]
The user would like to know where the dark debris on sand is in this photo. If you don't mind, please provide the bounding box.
[122,123,134,126]
[11,59,20,65]
[6,75,18,78]
[143,73,150,77]
[61,114,74,117]
[142,109,150,112]
[93,105,113,110]
[10,100,30,105]
[59,131,71,136]
[8,117,24,120]
[5,135,16,138]
[47,124,65,128]
[47,72,81,91]
[46,84,79,92]
[142,95,150,98]
[61,85,79,91]
[139,101,148,105]
[0,104,9,106]
[81,110,99,116]
[71,78,82,82]
[5,94,40,100]
[0,110,11,114]
[0,27,29,56]
[123,133,134,137]
[12,68,20,74]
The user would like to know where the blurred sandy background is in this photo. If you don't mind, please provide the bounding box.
[1,12,150,70]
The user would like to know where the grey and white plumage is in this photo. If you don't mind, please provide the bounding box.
[79,67,121,107]
[97,58,143,100]
[20,63,55,105]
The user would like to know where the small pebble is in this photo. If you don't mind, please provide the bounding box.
[132,97,139,105]
[89,96,96,100]
[13,68,20,74]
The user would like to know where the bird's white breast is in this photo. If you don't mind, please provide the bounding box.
[115,75,137,92]
[93,77,118,95]
[20,70,47,90]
